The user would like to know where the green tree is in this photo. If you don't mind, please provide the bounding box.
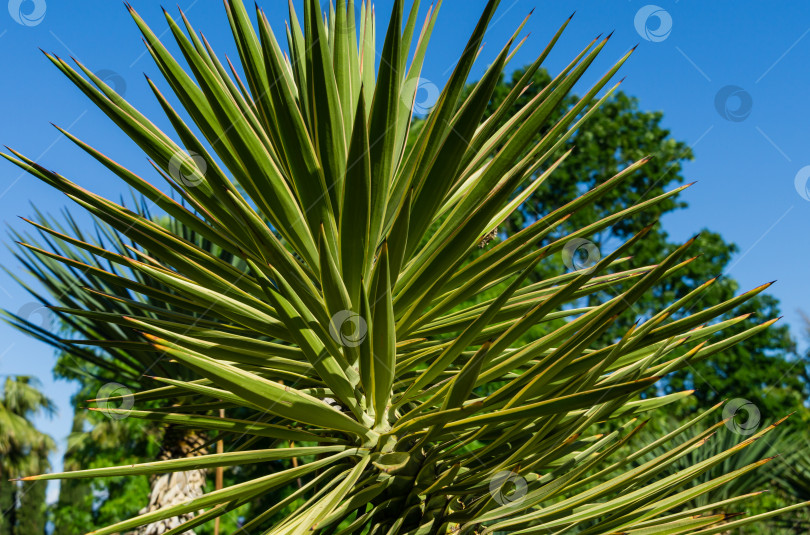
[0,376,55,535]
[16,481,48,535]
[49,413,95,535]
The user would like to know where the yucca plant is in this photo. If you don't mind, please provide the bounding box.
[5,0,809,533]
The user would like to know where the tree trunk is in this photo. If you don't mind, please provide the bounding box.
[135,426,207,535]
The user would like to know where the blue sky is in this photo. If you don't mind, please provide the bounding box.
[1,0,809,503]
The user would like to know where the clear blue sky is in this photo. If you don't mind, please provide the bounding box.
[1,1,809,503]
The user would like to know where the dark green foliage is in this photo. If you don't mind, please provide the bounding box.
[0,479,14,535]
[16,481,48,535]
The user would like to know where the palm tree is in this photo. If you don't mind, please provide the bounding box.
[0,376,55,535]
[5,0,810,533]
